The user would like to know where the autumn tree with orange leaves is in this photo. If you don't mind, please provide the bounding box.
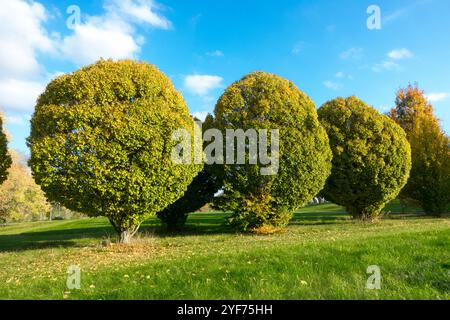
[389,84,450,216]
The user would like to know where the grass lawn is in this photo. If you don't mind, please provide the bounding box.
[0,201,449,300]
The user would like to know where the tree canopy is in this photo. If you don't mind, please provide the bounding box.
[212,71,332,231]
[318,96,412,220]
[27,59,202,242]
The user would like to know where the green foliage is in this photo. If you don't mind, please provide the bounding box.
[318,96,412,220]
[27,59,202,242]
[389,85,450,216]
[212,72,332,230]
[404,111,450,216]
[0,115,11,186]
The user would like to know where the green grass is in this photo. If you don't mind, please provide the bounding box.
[0,201,449,300]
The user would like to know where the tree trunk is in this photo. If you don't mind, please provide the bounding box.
[351,210,378,222]
[108,218,140,244]
[119,230,134,244]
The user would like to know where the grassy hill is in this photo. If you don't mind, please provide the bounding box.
[0,202,449,300]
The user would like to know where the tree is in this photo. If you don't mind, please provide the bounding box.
[28,59,202,243]
[0,113,11,186]
[318,96,411,221]
[388,84,433,133]
[212,72,332,231]
[0,150,51,222]
[389,85,450,216]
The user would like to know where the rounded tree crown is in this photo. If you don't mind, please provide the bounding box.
[28,59,202,228]
[318,96,412,218]
[213,71,332,228]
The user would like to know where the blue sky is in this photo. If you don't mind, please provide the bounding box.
[1,0,449,155]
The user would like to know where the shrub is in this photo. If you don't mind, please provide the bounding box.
[318,96,412,221]
[27,59,202,243]
[389,85,450,216]
[212,72,332,230]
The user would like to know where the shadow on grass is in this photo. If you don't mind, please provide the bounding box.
[0,225,116,252]
[0,206,435,253]
[0,213,235,252]
[140,213,237,238]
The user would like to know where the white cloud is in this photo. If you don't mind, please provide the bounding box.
[184,75,223,96]
[340,47,363,60]
[0,79,45,112]
[323,81,342,91]
[206,50,224,57]
[0,0,55,114]
[372,49,413,73]
[384,1,429,25]
[60,18,140,66]
[105,0,172,29]
[0,0,172,112]
[60,0,171,66]
[384,7,409,24]
[387,48,413,60]
[426,92,449,102]
[372,60,401,72]
[335,72,353,80]
[0,0,173,150]
[0,0,55,80]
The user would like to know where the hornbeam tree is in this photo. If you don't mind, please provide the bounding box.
[27,59,202,243]
[319,96,412,221]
